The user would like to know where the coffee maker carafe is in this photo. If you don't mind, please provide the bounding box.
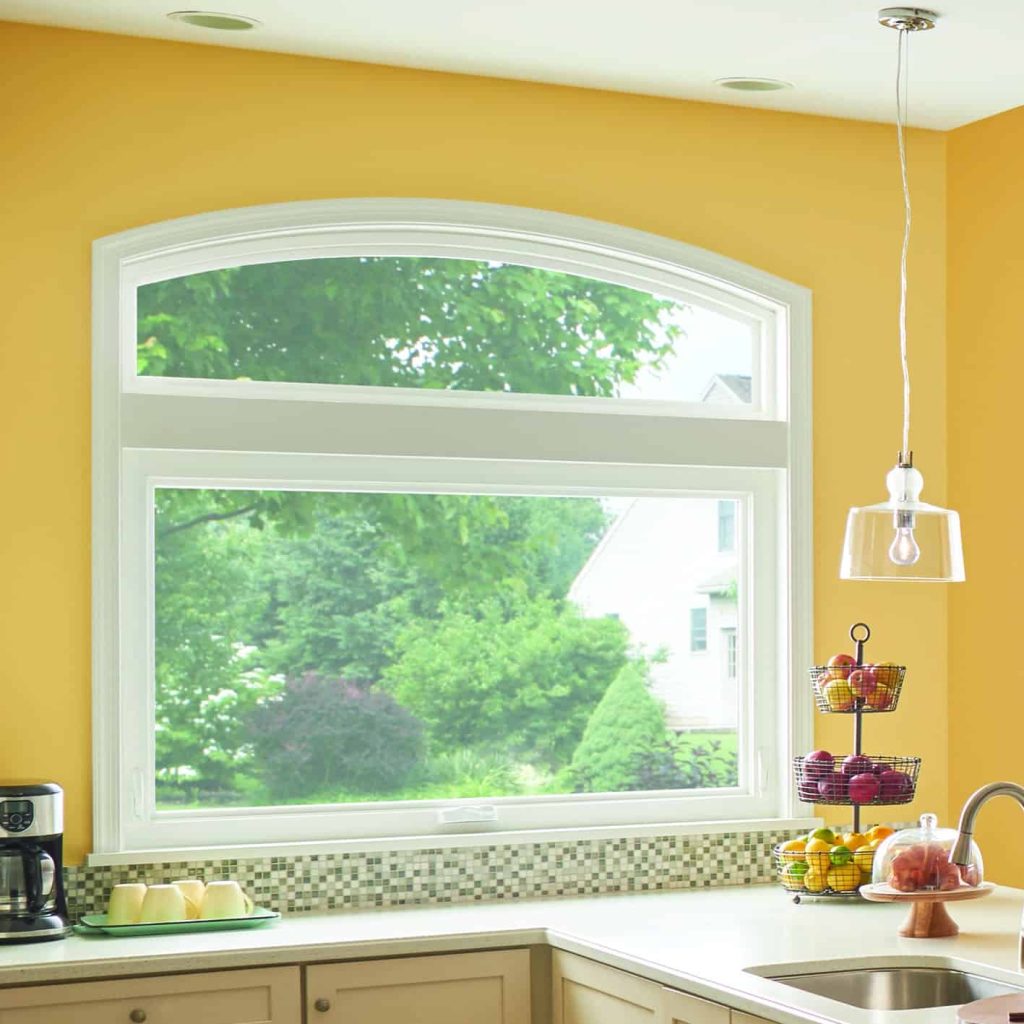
[0,783,70,942]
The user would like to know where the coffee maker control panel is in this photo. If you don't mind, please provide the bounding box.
[0,801,34,833]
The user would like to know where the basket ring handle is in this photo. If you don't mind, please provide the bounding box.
[849,622,871,644]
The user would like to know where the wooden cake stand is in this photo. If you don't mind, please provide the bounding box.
[860,883,994,938]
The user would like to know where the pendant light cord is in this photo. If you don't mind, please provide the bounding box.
[896,27,912,462]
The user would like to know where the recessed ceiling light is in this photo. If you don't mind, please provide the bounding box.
[166,11,261,30]
[715,78,793,92]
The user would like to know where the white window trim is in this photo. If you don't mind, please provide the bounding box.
[92,198,813,860]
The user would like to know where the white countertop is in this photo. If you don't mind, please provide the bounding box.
[2,885,1023,1024]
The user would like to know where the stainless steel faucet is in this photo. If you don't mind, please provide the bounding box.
[951,781,1024,967]
[951,781,1024,867]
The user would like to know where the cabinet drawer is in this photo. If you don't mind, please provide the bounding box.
[306,949,530,1024]
[0,966,300,1024]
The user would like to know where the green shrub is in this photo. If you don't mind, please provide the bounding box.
[566,663,684,792]
[248,673,425,798]
[382,591,629,769]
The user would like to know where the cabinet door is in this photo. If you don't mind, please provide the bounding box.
[306,949,530,1024]
[661,987,730,1024]
[731,1012,774,1024]
[0,966,300,1024]
[552,950,660,1024]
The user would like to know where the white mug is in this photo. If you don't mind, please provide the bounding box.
[200,880,254,920]
[106,883,147,925]
[172,879,205,920]
[138,883,188,923]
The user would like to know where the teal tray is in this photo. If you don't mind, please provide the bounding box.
[75,907,280,937]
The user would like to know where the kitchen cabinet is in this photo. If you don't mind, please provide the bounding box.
[552,949,661,1024]
[0,965,300,1024]
[306,949,531,1024]
[731,1013,773,1024]
[660,987,729,1024]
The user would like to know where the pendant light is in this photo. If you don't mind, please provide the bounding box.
[839,7,965,583]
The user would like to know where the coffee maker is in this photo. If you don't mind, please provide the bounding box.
[0,783,70,942]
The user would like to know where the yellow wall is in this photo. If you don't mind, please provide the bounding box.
[947,106,1024,886]
[0,21,951,865]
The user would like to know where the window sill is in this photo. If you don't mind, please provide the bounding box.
[85,816,821,867]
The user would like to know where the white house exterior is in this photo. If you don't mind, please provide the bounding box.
[567,374,749,730]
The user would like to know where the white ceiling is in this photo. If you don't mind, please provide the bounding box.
[2,0,1023,129]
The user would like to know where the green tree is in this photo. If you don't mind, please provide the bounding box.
[382,588,630,770]
[566,663,681,793]
[138,257,679,395]
[154,510,279,798]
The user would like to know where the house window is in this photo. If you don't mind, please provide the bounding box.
[718,499,737,552]
[690,608,708,652]
[93,199,811,857]
[724,628,738,680]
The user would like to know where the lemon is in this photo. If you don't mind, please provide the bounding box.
[827,863,862,892]
[804,870,827,893]
[809,827,836,845]
[853,846,875,875]
[780,838,807,854]
[805,838,832,874]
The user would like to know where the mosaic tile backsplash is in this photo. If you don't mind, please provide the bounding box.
[64,828,793,919]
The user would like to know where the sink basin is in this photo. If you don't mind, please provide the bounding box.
[769,968,1024,1010]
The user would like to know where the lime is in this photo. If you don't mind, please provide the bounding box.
[829,844,853,866]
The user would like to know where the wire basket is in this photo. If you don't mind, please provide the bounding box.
[793,754,921,806]
[809,664,906,713]
[774,840,876,899]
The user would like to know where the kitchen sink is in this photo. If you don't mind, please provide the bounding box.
[766,967,1024,1010]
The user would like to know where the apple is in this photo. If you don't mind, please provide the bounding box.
[848,667,877,700]
[848,772,881,804]
[842,754,874,777]
[874,662,901,687]
[798,782,820,802]
[866,683,894,711]
[878,769,913,800]
[823,678,855,711]
[817,773,849,801]
[827,653,857,680]
[802,750,834,780]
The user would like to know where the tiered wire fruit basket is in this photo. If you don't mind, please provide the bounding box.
[774,621,921,903]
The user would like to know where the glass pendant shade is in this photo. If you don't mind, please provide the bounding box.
[840,463,965,582]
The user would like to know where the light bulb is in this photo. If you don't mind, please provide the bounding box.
[889,525,921,566]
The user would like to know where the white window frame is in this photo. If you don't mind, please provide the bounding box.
[92,198,813,861]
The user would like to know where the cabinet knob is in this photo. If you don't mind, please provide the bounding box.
[314,997,331,1013]
[129,1011,147,1024]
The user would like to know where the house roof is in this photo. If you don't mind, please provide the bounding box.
[700,373,751,404]
[696,565,737,597]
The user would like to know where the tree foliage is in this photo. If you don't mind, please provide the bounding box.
[138,257,679,396]
[248,674,426,798]
[144,256,693,802]
[382,588,630,770]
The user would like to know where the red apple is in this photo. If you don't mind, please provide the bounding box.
[802,750,834,780]
[841,754,874,777]
[848,772,880,804]
[848,667,878,700]
[827,653,857,680]
[878,770,913,800]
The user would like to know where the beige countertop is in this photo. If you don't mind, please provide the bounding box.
[2,884,1023,1024]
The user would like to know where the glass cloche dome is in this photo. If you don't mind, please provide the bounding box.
[872,813,983,892]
